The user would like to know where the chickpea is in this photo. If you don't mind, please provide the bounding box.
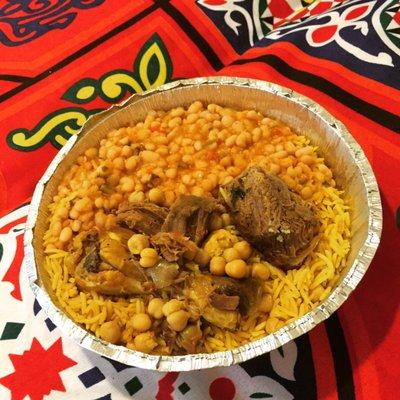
[273,150,288,159]
[121,145,133,158]
[129,191,145,203]
[162,299,183,317]
[223,248,240,262]
[225,135,237,147]
[131,313,152,332]
[318,163,333,179]
[191,186,204,197]
[221,115,234,127]
[144,143,156,151]
[284,141,296,154]
[314,171,325,183]
[186,113,198,123]
[106,146,120,160]
[210,256,226,276]
[182,154,193,164]
[235,133,248,148]
[252,127,262,142]
[85,147,98,159]
[225,259,247,279]
[287,166,297,177]
[148,187,165,205]
[120,176,135,192]
[165,168,177,179]
[51,220,62,236]
[141,150,159,163]
[55,206,69,219]
[252,263,270,281]
[221,213,231,226]
[71,220,82,233]
[182,174,194,186]
[194,249,211,267]
[233,241,252,260]
[300,154,314,165]
[131,332,157,353]
[107,172,120,186]
[283,175,296,189]
[59,227,73,243]
[201,179,215,192]
[140,257,158,268]
[125,156,138,171]
[295,146,313,158]
[265,144,275,154]
[148,298,165,319]
[167,310,190,332]
[269,163,280,174]
[74,197,92,212]
[221,175,233,185]
[105,214,116,229]
[128,234,149,255]
[226,166,241,177]
[140,248,158,259]
[220,156,232,167]
[301,186,313,200]
[280,157,293,169]
[95,211,106,228]
[94,197,104,209]
[113,157,125,170]
[99,320,121,344]
[165,190,176,206]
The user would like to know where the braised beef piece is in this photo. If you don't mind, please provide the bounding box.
[209,292,239,311]
[82,232,100,272]
[162,195,225,245]
[150,231,200,262]
[211,276,261,315]
[116,202,168,235]
[222,166,321,270]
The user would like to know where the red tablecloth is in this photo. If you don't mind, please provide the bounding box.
[0,1,399,399]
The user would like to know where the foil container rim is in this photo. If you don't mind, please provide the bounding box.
[24,76,382,371]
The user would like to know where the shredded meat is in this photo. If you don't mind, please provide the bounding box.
[223,166,321,269]
[116,202,168,235]
[150,231,199,262]
[209,293,240,310]
[82,232,100,272]
[162,195,225,245]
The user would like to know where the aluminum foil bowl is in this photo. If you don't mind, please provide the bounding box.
[24,77,382,371]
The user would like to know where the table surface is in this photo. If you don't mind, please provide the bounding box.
[0,0,399,399]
